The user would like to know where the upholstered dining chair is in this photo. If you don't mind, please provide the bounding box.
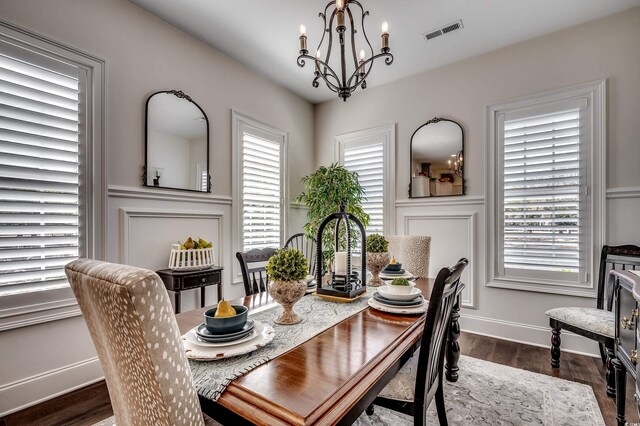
[236,247,277,296]
[368,258,468,426]
[545,244,640,397]
[65,259,212,426]
[283,233,317,277]
[386,235,431,278]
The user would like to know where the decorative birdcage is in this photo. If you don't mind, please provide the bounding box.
[315,204,367,299]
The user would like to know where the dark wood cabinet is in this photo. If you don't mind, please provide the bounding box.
[613,270,640,425]
[156,267,223,313]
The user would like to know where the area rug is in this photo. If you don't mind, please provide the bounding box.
[93,354,604,425]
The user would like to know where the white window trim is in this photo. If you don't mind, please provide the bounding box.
[485,80,606,298]
[0,20,106,330]
[231,110,288,283]
[335,123,396,235]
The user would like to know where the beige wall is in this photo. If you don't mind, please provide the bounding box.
[315,8,640,354]
[315,7,640,193]
[0,0,314,415]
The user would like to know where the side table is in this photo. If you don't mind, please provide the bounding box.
[156,266,223,313]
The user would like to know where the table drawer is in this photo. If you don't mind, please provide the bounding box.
[618,284,638,365]
[183,271,221,290]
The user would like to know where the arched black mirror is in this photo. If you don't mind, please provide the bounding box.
[409,117,464,198]
[143,90,211,192]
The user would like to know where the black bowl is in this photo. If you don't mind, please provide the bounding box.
[385,262,403,271]
[203,305,248,334]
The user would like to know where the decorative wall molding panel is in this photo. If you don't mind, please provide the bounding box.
[108,184,232,205]
[402,212,477,308]
[606,186,640,199]
[395,195,485,208]
[119,208,224,268]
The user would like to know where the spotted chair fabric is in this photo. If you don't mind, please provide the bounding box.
[65,259,204,426]
[386,235,431,278]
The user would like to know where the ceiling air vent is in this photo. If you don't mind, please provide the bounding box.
[422,19,463,41]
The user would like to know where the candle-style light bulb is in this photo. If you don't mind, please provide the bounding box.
[299,24,308,53]
[316,50,321,59]
[359,50,366,60]
[336,0,345,11]
[358,49,366,76]
[381,21,390,52]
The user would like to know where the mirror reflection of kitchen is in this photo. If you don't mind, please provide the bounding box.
[411,118,464,197]
[146,91,209,192]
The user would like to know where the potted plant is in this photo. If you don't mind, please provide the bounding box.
[295,163,369,271]
[266,248,309,325]
[386,277,416,295]
[365,234,390,287]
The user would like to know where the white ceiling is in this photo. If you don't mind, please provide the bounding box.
[130,0,640,104]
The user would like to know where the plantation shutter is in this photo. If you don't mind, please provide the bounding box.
[343,142,384,234]
[241,132,282,250]
[501,105,584,280]
[0,47,81,295]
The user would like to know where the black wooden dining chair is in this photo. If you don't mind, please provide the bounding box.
[283,233,317,276]
[235,247,277,296]
[368,258,468,426]
[545,244,640,397]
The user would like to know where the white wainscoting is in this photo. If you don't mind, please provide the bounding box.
[399,211,478,308]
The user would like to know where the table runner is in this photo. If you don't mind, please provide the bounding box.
[189,291,373,401]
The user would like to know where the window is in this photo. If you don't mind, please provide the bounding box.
[486,81,605,296]
[233,112,287,253]
[0,23,104,328]
[337,124,395,235]
[0,46,81,296]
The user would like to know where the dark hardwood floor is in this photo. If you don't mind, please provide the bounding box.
[1,332,636,425]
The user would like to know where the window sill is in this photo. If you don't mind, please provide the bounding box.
[0,287,81,331]
[486,278,596,298]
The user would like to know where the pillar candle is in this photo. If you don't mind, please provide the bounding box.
[335,251,347,275]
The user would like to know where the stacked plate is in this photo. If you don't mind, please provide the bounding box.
[368,286,428,314]
[379,269,417,280]
[306,274,317,294]
[196,319,255,343]
[183,320,275,360]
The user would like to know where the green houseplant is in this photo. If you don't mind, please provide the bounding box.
[266,248,308,325]
[365,234,390,287]
[295,163,369,270]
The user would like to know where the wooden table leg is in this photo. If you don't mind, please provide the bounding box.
[175,291,181,314]
[217,283,223,302]
[201,286,206,308]
[445,293,462,382]
[613,357,626,426]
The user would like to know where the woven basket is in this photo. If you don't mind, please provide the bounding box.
[168,243,215,270]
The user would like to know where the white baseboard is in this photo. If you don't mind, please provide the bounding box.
[460,313,600,358]
[0,356,103,417]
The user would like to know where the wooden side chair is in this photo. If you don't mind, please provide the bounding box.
[235,247,277,296]
[283,232,317,276]
[546,244,640,397]
[368,258,468,426]
[65,259,213,426]
[386,235,431,278]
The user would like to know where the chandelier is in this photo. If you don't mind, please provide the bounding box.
[297,0,393,102]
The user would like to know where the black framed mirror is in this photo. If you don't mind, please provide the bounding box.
[143,90,211,192]
[409,117,464,198]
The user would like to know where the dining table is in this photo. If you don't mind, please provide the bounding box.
[176,278,465,425]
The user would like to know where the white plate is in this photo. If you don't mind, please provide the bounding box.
[368,297,428,315]
[377,286,422,301]
[183,321,275,360]
[379,271,417,280]
[188,327,258,348]
[305,285,317,294]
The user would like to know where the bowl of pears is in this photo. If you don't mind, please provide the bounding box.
[203,299,248,334]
